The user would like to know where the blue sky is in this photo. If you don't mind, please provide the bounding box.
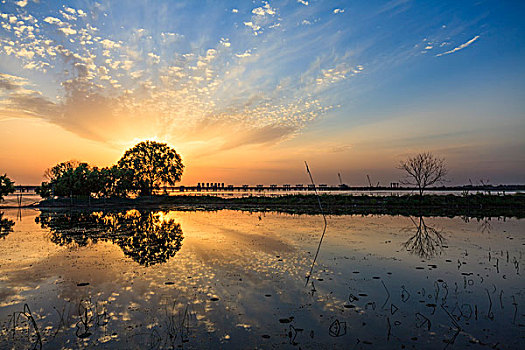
[0,0,524,185]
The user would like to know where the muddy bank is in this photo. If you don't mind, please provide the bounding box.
[32,194,525,218]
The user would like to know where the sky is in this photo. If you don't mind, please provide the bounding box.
[0,0,524,186]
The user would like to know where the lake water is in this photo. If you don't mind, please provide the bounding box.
[0,208,523,349]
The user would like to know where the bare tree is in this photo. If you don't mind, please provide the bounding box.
[397,152,448,196]
[402,216,445,259]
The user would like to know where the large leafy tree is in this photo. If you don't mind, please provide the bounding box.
[38,161,102,198]
[43,160,81,182]
[0,174,15,201]
[97,165,134,198]
[117,141,184,196]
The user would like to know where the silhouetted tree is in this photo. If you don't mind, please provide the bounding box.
[0,211,15,239]
[38,161,92,198]
[51,162,95,197]
[43,160,81,182]
[117,141,184,196]
[37,162,110,198]
[97,166,134,198]
[36,181,52,198]
[0,174,15,201]
[397,152,448,196]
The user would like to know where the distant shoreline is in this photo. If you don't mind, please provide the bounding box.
[15,193,523,219]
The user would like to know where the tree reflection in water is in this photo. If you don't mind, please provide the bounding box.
[35,210,183,266]
[0,211,15,239]
[403,216,445,259]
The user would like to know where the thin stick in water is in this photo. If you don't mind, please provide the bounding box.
[304,161,328,287]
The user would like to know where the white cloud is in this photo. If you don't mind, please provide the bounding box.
[43,17,61,25]
[232,9,238,13]
[244,21,261,32]
[220,38,231,47]
[99,39,120,49]
[130,70,144,79]
[297,0,309,5]
[243,1,280,35]
[316,63,363,86]
[0,1,361,149]
[252,2,275,16]
[60,10,77,22]
[436,35,480,57]
[121,60,134,70]
[64,7,76,15]
[15,0,28,7]
[58,27,77,36]
[14,47,35,59]
[147,52,160,64]
[161,32,182,44]
[235,50,252,58]
[334,9,345,14]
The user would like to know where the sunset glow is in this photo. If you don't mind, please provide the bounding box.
[1,0,524,185]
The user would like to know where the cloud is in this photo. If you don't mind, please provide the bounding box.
[222,125,296,149]
[147,52,160,64]
[0,74,58,119]
[252,2,276,16]
[160,32,182,44]
[297,0,309,6]
[316,64,364,86]
[43,17,61,25]
[15,0,28,8]
[0,1,381,152]
[99,39,120,49]
[235,50,252,58]
[333,9,345,14]
[377,0,411,15]
[0,73,28,91]
[244,1,279,35]
[58,26,77,36]
[244,21,261,32]
[436,35,480,57]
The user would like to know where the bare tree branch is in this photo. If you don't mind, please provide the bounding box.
[397,152,448,196]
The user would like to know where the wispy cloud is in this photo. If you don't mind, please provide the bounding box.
[0,1,359,151]
[0,1,486,154]
[436,35,480,57]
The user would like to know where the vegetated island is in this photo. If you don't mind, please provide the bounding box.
[35,193,525,219]
[4,143,524,218]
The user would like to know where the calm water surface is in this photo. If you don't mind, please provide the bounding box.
[0,208,523,349]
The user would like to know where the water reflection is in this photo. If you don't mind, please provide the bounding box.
[1,210,522,349]
[35,210,184,266]
[0,211,15,239]
[402,216,445,259]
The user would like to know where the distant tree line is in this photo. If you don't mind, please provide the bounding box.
[37,141,184,199]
